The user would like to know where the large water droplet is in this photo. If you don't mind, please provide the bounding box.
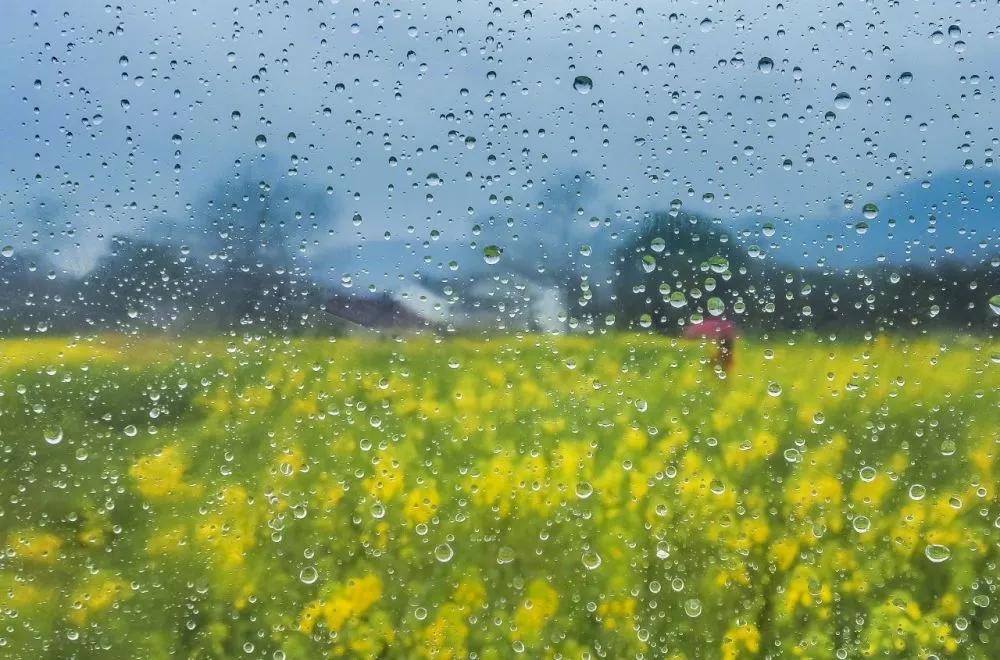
[572,76,593,94]
[299,566,318,584]
[757,57,774,73]
[706,297,724,316]
[483,245,503,265]
[925,544,951,563]
[834,92,852,110]
[434,543,454,562]
[43,425,63,445]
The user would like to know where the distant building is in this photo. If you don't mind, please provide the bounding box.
[400,274,569,333]
[325,292,433,332]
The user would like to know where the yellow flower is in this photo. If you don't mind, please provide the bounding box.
[193,486,258,569]
[129,445,201,500]
[8,529,62,564]
[419,604,468,659]
[298,574,383,635]
[722,623,760,660]
[770,538,798,571]
[514,580,559,638]
[405,482,441,525]
[68,576,131,626]
[597,596,637,632]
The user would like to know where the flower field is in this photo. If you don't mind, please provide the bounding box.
[1,334,997,658]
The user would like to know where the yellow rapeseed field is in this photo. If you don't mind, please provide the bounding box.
[0,334,997,658]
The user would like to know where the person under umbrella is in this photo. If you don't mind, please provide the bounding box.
[682,318,737,374]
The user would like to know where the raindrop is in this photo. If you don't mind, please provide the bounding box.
[757,57,774,73]
[43,425,63,445]
[925,544,951,563]
[833,92,852,110]
[572,76,593,94]
[581,550,602,570]
[434,543,454,562]
[483,245,503,265]
[299,567,318,584]
[255,134,267,148]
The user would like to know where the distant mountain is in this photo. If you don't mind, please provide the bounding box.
[736,169,998,269]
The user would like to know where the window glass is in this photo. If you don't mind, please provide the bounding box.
[2,1,998,657]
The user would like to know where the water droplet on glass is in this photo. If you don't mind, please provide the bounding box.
[925,544,951,563]
[299,566,318,584]
[255,134,267,148]
[757,57,774,73]
[483,245,503,265]
[684,598,702,617]
[434,543,454,562]
[43,425,63,445]
[572,76,593,94]
[581,550,602,570]
[833,92,852,110]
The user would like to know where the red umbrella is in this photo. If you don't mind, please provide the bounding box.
[682,318,736,341]
[683,318,737,373]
